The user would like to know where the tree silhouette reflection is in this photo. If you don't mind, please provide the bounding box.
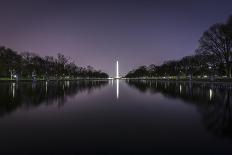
[0,80,108,117]
[126,80,232,140]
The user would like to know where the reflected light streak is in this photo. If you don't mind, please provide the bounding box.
[116,79,119,99]
[46,81,48,94]
[12,82,16,99]
[65,81,70,88]
[209,89,213,100]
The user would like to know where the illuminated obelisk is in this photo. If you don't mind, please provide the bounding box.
[116,60,119,79]
[116,61,119,99]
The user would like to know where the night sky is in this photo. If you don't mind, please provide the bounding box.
[0,0,232,76]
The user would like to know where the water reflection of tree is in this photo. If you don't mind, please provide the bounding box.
[200,89,232,139]
[126,80,232,139]
[0,80,108,117]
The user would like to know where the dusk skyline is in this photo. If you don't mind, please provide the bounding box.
[1,0,232,76]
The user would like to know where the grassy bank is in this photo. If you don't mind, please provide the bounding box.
[0,77,110,82]
[124,77,232,83]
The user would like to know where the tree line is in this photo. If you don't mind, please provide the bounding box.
[125,15,232,79]
[0,47,108,79]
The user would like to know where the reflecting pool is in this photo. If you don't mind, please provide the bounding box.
[0,80,232,154]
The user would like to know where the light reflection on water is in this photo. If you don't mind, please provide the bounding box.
[11,82,16,99]
[116,79,119,99]
[209,89,213,101]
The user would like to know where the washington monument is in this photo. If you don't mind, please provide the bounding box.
[115,61,120,79]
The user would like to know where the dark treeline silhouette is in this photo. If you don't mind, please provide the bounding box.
[126,80,232,140]
[0,46,108,79]
[0,80,108,117]
[126,15,232,79]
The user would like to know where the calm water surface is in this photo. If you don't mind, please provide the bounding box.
[0,80,232,154]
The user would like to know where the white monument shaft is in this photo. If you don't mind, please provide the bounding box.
[116,61,119,99]
[116,61,119,78]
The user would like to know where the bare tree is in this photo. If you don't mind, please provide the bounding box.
[196,19,232,77]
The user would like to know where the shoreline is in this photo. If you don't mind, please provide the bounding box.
[123,78,232,83]
[0,78,110,82]
[1,77,232,83]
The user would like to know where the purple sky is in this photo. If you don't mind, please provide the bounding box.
[0,0,232,76]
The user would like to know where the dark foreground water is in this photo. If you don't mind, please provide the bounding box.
[0,80,232,154]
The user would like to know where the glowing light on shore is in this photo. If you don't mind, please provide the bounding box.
[180,84,182,93]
